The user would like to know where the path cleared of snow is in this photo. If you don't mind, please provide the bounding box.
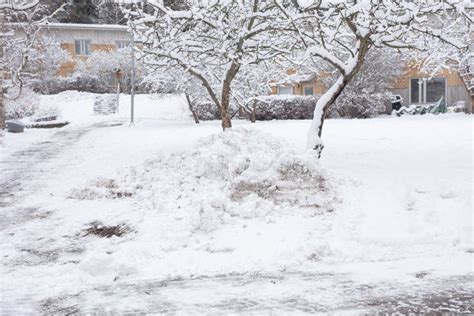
[0,93,472,314]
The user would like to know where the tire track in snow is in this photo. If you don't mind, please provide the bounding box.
[0,121,121,231]
[37,272,473,314]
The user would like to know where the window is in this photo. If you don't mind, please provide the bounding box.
[410,78,423,104]
[426,77,446,103]
[303,86,314,96]
[75,39,91,56]
[116,40,131,49]
[278,86,293,95]
[410,77,446,104]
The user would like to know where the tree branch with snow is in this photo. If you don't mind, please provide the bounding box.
[279,0,472,157]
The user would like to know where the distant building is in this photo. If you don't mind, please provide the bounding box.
[271,63,473,113]
[389,63,472,113]
[37,23,132,77]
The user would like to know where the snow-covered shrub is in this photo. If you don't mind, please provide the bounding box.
[192,101,221,120]
[331,91,389,119]
[32,104,61,121]
[5,88,40,119]
[253,95,317,120]
[75,49,146,93]
[325,49,402,119]
[31,75,113,94]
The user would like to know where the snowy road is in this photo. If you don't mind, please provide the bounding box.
[0,121,123,231]
[38,272,472,314]
[1,114,473,314]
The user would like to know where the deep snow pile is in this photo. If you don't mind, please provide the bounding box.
[68,128,339,276]
[74,128,337,222]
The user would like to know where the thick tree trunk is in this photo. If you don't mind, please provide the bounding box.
[220,64,238,131]
[220,90,232,130]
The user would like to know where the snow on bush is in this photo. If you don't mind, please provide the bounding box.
[253,95,317,120]
[192,100,221,121]
[190,96,318,121]
[331,91,389,119]
[31,75,112,95]
[32,104,62,120]
[5,88,40,120]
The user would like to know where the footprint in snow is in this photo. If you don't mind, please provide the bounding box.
[439,192,457,199]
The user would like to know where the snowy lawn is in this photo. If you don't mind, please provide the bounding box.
[0,93,472,313]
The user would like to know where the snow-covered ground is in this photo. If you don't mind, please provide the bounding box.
[0,92,472,314]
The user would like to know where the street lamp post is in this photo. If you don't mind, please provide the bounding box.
[130,31,135,125]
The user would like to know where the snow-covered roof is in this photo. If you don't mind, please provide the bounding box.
[40,23,129,32]
[8,22,129,32]
[270,73,317,86]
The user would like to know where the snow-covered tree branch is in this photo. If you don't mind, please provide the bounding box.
[1,0,68,130]
[126,0,288,130]
[279,0,472,156]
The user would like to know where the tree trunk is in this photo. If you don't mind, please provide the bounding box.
[0,12,5,131]
[308,41,370,157]
[220,76,234,131]
[220,90,232,130]
[185,93,199,124]
[307,76,346,157]
[250,100,256,123]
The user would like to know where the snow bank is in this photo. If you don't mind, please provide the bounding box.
[78,128,336,218]
[68,128,338,277]
[38,91,192,124]
[119,94,192,122]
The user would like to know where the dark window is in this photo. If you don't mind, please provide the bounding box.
[304,86,314,96]
[411,77,446,104]
[116,40,131,49]
[426,77,446,103]
[410,78,422,104]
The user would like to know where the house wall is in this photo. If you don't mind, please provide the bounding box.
[57,42,117,76]
[272,80,326,96]
[273,61,472,113]
[37,26,131,77]
[296,81,326,95]
[41,27,131,46]
[389,63,471,112]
